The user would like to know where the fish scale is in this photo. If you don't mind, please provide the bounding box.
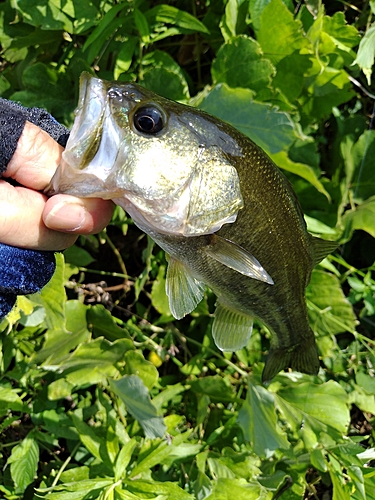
[46,72,338,382]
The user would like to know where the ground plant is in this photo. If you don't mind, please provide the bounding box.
[1,0,375,498]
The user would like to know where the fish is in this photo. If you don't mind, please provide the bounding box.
[46,72,338,382]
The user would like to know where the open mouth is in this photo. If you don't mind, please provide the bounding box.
[45,73,127,197]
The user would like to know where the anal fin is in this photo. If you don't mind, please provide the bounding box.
[166,257,205,319]
[212,301,253,352]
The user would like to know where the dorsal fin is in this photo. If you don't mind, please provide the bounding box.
[203,235,274,285]
[310,235,339,268]
[212,301,253,352]
[165,257,205,319]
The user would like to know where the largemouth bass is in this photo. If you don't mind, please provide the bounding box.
[46,73,337,382]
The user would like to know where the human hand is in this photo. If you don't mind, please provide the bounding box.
[1,121,114,251]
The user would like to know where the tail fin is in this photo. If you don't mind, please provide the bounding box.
[262,339,320,383]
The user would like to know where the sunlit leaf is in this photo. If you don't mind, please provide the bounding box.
[353,22,375,84]
[306,269,358,337]
[124,350,159,389]
[276,377,350,436]
[145,5,210,34]
[212,35,274,93]
[257,0,308,63]
[238,379,289,457]
[8,433,39,494]
[200,84,298,154]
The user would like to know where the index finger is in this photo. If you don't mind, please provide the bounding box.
[4,121,64,190]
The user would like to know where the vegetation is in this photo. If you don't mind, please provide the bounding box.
[1,0,375,498]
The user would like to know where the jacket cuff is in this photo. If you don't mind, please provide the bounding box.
[0,97,69,175]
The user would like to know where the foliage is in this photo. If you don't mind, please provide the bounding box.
[1,0,375,498]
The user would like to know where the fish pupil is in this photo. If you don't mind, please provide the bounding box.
[133,106,164,135]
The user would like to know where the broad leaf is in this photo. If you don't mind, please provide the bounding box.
[276,377,350,436]
[8,433,39,494]
[353,22,375,84]
[306,269,357,337]
[205,477,269,500]
[237,379,289,457]
[145,5,210,34]
[257,0,308,64]
[200,84,298,154]
[212,35,274,94]
[141,50,190,100]
[110,375,166,438]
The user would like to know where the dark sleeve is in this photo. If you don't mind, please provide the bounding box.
[0,97,69,175]
[0,99,70,320]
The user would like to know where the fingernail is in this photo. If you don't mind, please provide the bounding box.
[45,202,87,231]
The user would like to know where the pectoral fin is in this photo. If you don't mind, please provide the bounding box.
[212,301,253,351]
[204,235,273,285]
[166,257,205,319]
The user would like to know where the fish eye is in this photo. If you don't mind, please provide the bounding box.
[133,105,164,135]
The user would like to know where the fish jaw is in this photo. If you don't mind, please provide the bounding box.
[46,73,127,198]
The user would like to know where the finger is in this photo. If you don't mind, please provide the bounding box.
[43,195,114,234]
[4,121,63,190]
[0,180,78,250]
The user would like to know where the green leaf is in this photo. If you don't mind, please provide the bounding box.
[83,3,129,51]
[71,0,99,34]
[109,375,166,439]
[270,151,331,200]
[304,65,354,122]
[212,36,274,94]
[71,412,112,466]
[353,22,375,85]
[124,350,159,389]
[200,83,298,154]
[14,0,73,31]
[347,130,375,203]
[48,378,75,400]
[128,440,177,478]
[189,375,235,402]
[145,5,210,34]
[33,300,90,364]
[205,477,269,500]
[141,50,190,101]
[276,378,350,436]
[33,252,67,331]
[87,304,131,341]
[125,479,195,499]
[306,269,357,337]
[323,12,360,51]
[43,337,132,375]
[311,448,328,472]
[36,479,113,499]
[249,0,294,33]
[237,379,289,457]
[114,36,138,79]
[257,0,308,64]
[64,246,95,267]
[114,438,137,481]
[273,52,312,103]
[150,264,172,317]
[341,196,375,240]
[10,63,74,120]
[0,386,25,414]
[8,433,39,493]
[134,8,150,44]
